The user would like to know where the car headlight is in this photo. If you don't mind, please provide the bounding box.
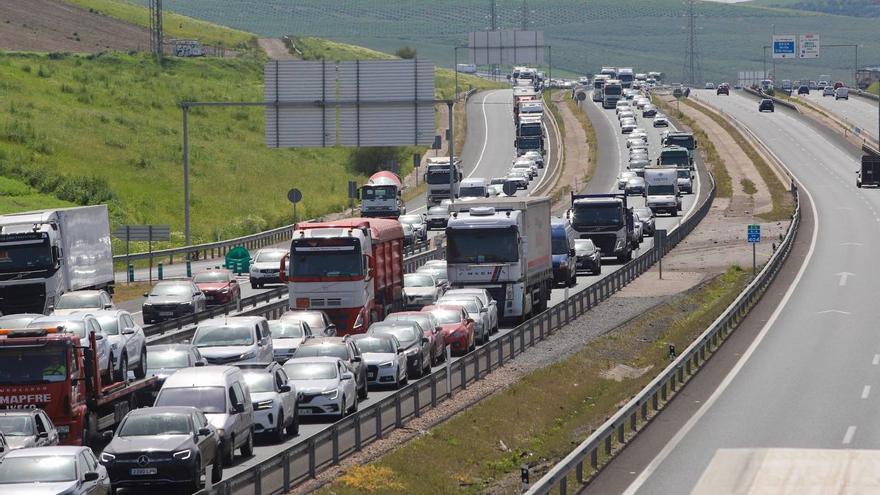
[353,310,365,330]
[404,346,419,356]
[99,452,115,463]
[142,303,152,308]
[379,361,394,368]
[322,389,339,400]
[559,260,568,268]
[220,288,229,293]
[180,301,192,306]
[216,428,225,438]
[239,351,256,360]
[615,239,624,249]
[254,400,274,410]
[173,450,192,461]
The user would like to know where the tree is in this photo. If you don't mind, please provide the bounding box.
[395,46,417,59]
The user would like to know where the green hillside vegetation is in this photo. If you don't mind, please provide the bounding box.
[140,0,880,84]
[748,0,880,18]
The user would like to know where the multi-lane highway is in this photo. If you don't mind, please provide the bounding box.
[586,89,872,494]
[798,91,878,142]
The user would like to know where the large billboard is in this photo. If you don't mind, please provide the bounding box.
[468,30,544,65]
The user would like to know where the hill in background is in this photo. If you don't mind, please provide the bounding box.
[747,0,880,18]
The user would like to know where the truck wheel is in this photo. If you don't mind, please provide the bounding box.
[134,348,147,379]
[82,412,98,448]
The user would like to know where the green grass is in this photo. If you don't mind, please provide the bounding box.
[868,82,879,96]
[135,0,880,83]
[564,97,598,184]
[61,0,255,48]
[0,177,76,213]
[747,0,880,17]
[319,266,752,495]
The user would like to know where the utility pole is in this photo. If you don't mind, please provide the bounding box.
[149,0,163,59]
[682,0,700,86]
[521,0,528,31]
[490,0,497,80]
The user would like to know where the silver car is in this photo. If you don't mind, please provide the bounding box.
[350,334,408,389]
[52,290,114,316]
[238,363,299,441]
[617,171,638,190]
[284,358,357,419]
[398,214,428,242]
[444,288,498,334]
[28,315,114,382]
[403,272,443,309]
[248,248,288,289]
[522,150,545,168]
[191,316,274,365]
[145,344,206,386]
[91,309,147,381]
[426,205,450,230]
[269,319,313,363]
[416,263,448,289]
[0,446,110,494]
[0,409,59,451]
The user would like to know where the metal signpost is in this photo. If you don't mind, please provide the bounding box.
[748,224,761,276]
[348,180,358,210]
[113,225,170,284]
[287,188,302,225]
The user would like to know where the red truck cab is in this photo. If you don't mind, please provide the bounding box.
[0,327,157,446]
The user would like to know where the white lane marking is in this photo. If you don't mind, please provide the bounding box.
[465,92,494,180]
[839,242,863,246]
[861,386,871,399]
[843,426,857,445]
[836,271,854,286]
[873,354,879,365]
[621,106,820,495]
[815,309,851,315]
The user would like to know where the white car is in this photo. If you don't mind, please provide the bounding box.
[398,214,428,242]
[617,171,638,189]
[522,150,545,168]
[191,316,274,365]
[269,319,313,363]
[621,121,637,133]
[284,357,358,419]
[52,290,114,315]
[91,309,147,382]
[615,100,631,113]
[28,314,114,382]
[239,362,299,441]
[512,158,538,178]
[0,446,110,494]
[444,288,498,333]
[653,116,669,127]
[617,110,635,122]
[351,334,408,389]
[403,272,443,309]
[248,248,288,289]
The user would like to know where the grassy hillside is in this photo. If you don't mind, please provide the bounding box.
[135,0,880,84]
[747,0,880,17]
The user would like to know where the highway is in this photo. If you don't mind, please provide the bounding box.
[798,91,878,141]
[588,89,870,494]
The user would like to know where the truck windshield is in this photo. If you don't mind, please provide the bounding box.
[459,187,486,198]
[519,125,542,136]
[426,171,452,184]
[648,185,676,195]
[604,86,622,96]
[660,155,689,167]
[155,386,226,414]
[361,185,396,200]
[0,346,67,384]
[448,228,518,263]
[666,136,694,149]
[291,245,362,278]
[552,236,570,254]
[0,242,52,273]
[571,204,623,228]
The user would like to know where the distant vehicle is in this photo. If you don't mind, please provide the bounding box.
[653,116,669,127]
[248,248,287,289]
[568,193,637,262]
[238,362,299,441]
[704,82,715,89]
[52,290,114,316]
[193,269,241,306]
[436,296,491,345]
[268,319,312,363]
[661,132,698,167]
[808,80,818,90]
[797,85,809,95]
[522,150,545,168]
[402,223,416,247]
[759,99,775,112]
[456,63,476,74]
[367,320,431,377]
[822,86,835,97]
[292,337,368,399]
[0,206,114,316]
[781,80,792,91]
[146,344,206,386]
[416,263,449,290]
[642,104,658,117]
[857,156,880,188]
[153,365,254,466]
[403,272,443,310]
[190,316,274,365]
[615,100,631,113]
[677,168,694,194]
[644,167,682,216]
[383,311,446,365]
[91,309,148,381]
[621,121,637,133]
[283,357,357,419]
[424,156,463,205]
[422,305,475,355]
[506,170,530,189]
[603,79,623,109]
[100,406,222,492]
[426,205,450,230]
[459,178,491,199]
[625,176,646,196]
[835,87,849,100]
[716,85,729,96]
[833,81,845,90]
[398,214,428,242]
[0,446,110,494]
[550,218,577,288]
[629,159,650,177]
[351,333,408,388]
[142,280,207,324]
[817,80,829,89]
[618,171,638,190]
[0,409,60,450]
[279,310,337,337]
[573,239,601,275]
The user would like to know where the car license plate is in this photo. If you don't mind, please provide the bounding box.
[159,312,173,317]
[368,372,376,379]
[298,408,311,415]
[130,468,157,476]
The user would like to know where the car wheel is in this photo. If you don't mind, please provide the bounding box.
[240,430,254,457]
[339,395,348,420]
[423,354,431,374]
[358,376,368,400]
[134,348,147,379]
[189,457,204,493]
[250,282,258,290]
[113,353,128,383]
[286,408,299,436]
[211,452,223,483]
[274,412,286,443]
[223,438,235,466]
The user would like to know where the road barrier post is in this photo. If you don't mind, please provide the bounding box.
[127,264,134,283]
[157,262,164,280]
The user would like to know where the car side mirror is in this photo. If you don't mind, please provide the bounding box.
[198,427,212,436]
[397,348,404,354]
[279,384,291,393]
[569,248,576,257]
[341,372,354,380]
[38,431,49,439]
[194,360,206,367]
[121,328,135,335]
[102,430,113,440]
[103,303,113,309]
[421,337,429,344]
[352,356,362,363]
[94,334,104,341]
[83,472,100,482]
[233,403,245,413]
[143,292,149,298]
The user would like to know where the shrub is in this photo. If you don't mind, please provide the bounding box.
[395,46,417,59]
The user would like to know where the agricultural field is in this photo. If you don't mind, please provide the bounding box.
[130,0,880,83]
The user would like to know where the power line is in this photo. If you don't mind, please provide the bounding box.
[682,0,702,86]
[149,0,163,58]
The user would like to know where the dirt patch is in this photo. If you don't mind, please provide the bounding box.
[601,363,654,382]
[0,0,150,52]
[258,38,297,59]
[550,91,592,212]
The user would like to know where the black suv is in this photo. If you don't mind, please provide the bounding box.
[797,85,809,95]
[759,99,775,112]
[292,337,368,399]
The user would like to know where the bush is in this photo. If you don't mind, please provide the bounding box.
[395,46,417,59]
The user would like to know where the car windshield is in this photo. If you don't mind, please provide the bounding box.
[295,344,349,360]
[635,208,653,218]
[571,203,623,228]
[150,284,192,297]
[118,413,191,436]
[355,338,395,354]
[284,362,337,380]
[370,325,418,345]
[574,239,596,253]
[94,314,120,335]
[269,321,305,339]
[447,227,518,264]
[155,386,226,414]
[244,373,275,393]
[256,251,285,263]
[405,274,434,287]
[282,312,326,330]
[430,309,463,324]
[147,351,190,370]
[193,325,254,347]
[0,455,76,484]
[0,345,67,384]
[193,271,230,283]
[427,207,448,216]
[0,416,32,436]
[399,215,422,225]
[55,293,101,309]
[552,235,570,255]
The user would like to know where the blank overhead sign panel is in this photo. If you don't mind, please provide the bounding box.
[264,59,435,148]
[468,30,544,65]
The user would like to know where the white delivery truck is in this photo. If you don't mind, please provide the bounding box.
[446,197,553,323]
[0,205,114,314]
[644,167,682,216]
[424,156,463,205]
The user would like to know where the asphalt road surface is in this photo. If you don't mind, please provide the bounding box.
[798,91,878,142]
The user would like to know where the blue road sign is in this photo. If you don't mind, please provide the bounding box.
[747,224,761,243]
[772,35,796,59]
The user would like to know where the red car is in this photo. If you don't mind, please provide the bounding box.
[833,81,845,90]
[383,311,447,365]
[421,304,475,356]
[192,268,241,306]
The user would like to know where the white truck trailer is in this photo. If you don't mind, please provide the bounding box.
[644,167,682,216]
[446,197,553,323]
[0,205,114,314]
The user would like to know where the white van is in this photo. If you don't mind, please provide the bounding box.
[644,167,682,216]
[155,366,255,466]
[458,178,490,199]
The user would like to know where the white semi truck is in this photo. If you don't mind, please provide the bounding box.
[0,205,114,315]
[446,197,553,323]
[602,79,623,109]
[424,156,463,205]
[644,167,682,216]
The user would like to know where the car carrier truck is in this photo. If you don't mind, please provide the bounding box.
[281,218,404,335]
[0,205,114,315]
[446,197,553,323]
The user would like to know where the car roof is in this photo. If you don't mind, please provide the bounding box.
[128,406,198,416]
[199,316,265,327]
[0,409,39,417]
[300,337,347,346]
[148,344,194,353]
[161,365,241,387]
[155,280,192,286]
[33,314,93,322]
[284,356,342,365]
[6,446,86,457]
[89,309,128,318]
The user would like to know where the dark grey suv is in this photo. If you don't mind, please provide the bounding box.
[291,337,368,399]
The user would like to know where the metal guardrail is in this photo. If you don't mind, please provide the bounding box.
[526,187,800,495]
[743,86,799,111]
[193,168,718,494]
